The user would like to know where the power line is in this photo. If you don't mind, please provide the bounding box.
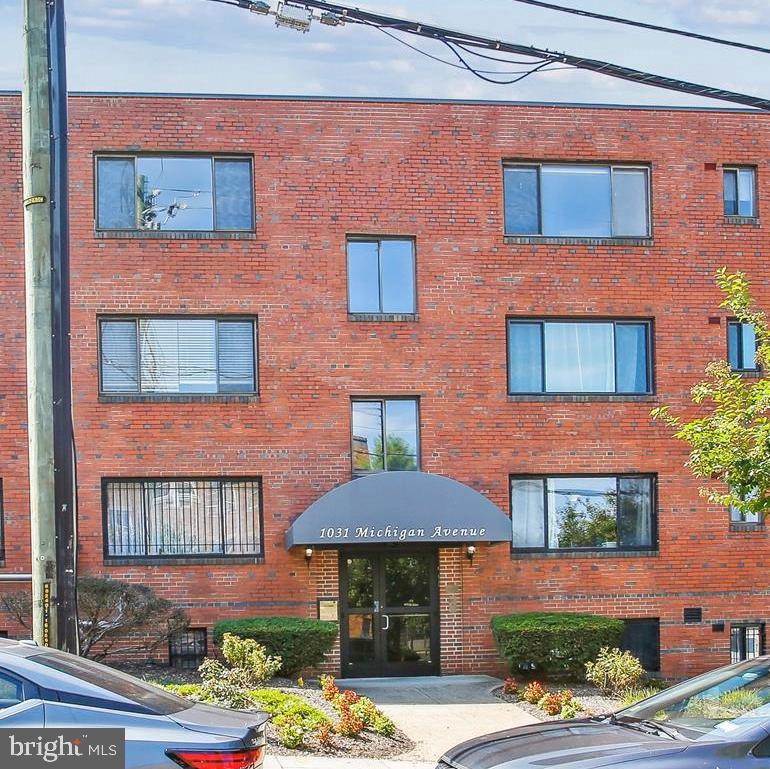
[280,0,770,111]
[508,0,770,56]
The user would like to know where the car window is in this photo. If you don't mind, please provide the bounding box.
[30,652,189,715]
[0,671,24,709]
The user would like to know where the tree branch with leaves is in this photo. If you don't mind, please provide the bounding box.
[652,268,770,519]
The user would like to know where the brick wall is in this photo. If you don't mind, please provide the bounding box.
[0,93,768,678]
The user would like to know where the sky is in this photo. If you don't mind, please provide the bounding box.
[0,0,768,108]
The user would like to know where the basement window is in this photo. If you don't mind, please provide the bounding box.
[169,629,208,670]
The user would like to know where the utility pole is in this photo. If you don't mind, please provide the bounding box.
[22,0,78,653]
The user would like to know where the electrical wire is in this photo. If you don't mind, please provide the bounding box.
[508,0,770,56]
[442,40,557,85]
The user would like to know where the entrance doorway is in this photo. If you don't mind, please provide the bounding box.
[340,549,439,677]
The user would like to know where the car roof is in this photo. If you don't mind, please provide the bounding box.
[0,638,47,658]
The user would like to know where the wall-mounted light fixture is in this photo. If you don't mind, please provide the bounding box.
[304,547,314,564]
[466,544,476,563]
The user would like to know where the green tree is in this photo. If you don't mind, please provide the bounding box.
[652,269,770,519]
[557,497,618,547]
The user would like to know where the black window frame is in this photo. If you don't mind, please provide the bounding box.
[730,623,765,664]
[621,618,661,672]
[94,153,255,233]
[102,476,264,561]
[723,166,758,218]
[509,472,658,553]
[503,162,652,238]
[346,236,418,316]
[0,480,5,562]
[98,315,259,397]
[350,396,421,475]
[506,318,654,396]
[169,628,208,670]
[727,319,760,373]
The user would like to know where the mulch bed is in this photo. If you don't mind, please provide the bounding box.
[495,683,621,722]
[115,663,414,758]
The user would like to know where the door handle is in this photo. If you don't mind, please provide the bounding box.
[382,614,390,631]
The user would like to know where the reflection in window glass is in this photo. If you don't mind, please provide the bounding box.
[385,556,431,607]
[511,475,654,550]
[507,320,651,394]
[503,164,650,237]
[346,558,374,608]
[728,321,759,371]
[731,625,763,664]
[96,155,253,232]
[724,168,756,217]
[352,399,418,472]
[347,239,415,314]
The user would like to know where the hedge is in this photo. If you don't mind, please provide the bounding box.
[213,617,338,676]
[491,612,624,680]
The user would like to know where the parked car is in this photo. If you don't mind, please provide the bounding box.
[0,637,267,768]
[438,656,770,768]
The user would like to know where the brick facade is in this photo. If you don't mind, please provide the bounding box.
[0,92,768,678]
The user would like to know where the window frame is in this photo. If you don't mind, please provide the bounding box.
[350,396,421,475]
[346,235,418,316]
[730,622,765,664]
[506,317,655,396]
[0,480,5,563]
[101,476,264,561]
[169,628,209,670]
[723,166,758,219]
[94,153,255,233]
[502,161,652,239]
[727,319,760,373]
[97,315,259,397]
[509,472,658,553]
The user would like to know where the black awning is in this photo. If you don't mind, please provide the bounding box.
[285,471,512,547]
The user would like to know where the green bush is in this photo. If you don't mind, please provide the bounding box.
[491,612,624,679]
[249,689,330,730]
[214,617,338,676]
[585,647,644,695]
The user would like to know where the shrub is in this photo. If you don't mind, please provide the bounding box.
[521,681,546,704]
[585,647,645,695]
[274,718,308,749]
[333,689,360,711]
[502,677,519,697]
[249,689,330,730]
[491,612,624,679]
[320,674,340,701]
[316,722,335,748]
[221,633,283,684]
[349,696,396,736]
[619,686,661,708]
[560,699,585,719]
[335,701,365,738]
[214,617,338,676]
[538,689,573,716]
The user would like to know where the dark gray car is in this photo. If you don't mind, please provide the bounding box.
[0,638,268,769]
[438,656,770,768]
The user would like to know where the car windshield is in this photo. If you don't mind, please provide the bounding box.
[30,651,190,715]
[619,658,770,738]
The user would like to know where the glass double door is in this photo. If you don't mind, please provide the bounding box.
[340,549,439,677]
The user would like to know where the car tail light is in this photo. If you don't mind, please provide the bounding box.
[167,746,264,769]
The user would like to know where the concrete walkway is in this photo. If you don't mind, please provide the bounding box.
[265,758,433,769]
[332,674,537,763]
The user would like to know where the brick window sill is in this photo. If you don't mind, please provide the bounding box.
[724,216,760,227]
[511,549,658,560]
[733,369,762,379]
[504,235,654,247]
[508,394,657,403]
[99,394,260,404]
[348,313,419,322]
[95,230,257,241]
[104,556,264,567]
[729,523,765,533]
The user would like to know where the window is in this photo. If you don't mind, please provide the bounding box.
[723,167,757,217]
[104,478,262,558]
[0,480,4,561]
[169,629,208,670]
[0,672,23,710]
[347,238,416,315]
[728,321,759,372]
[352,398,419,473]
[504,164,650,237]
[507,320,651,394]
[511,474,656,551]
[731,624,763,664]
[96,155,254,232]
[100,317,257,395]
[622,619,660,672]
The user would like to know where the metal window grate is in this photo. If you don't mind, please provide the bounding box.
[104,478,262,558]
[169,629,208,670]
[731,624,764,664]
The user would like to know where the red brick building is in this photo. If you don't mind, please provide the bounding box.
[0,91,768,679]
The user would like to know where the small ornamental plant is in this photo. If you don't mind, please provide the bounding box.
[335,701,366,738]
[585,647,645,696]
[502,677,519,697]
[538,692,564,716]
[320,674,340,702]
[333,689,361,710]
[559,699,585,720]
[521,681,546,705]
[316,722,335,748]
